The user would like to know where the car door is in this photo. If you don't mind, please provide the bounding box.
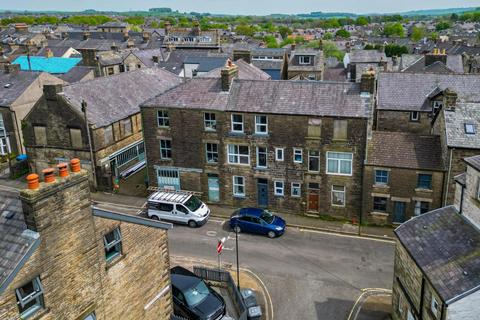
[175,204,190,224]
[249,216,263,234]
[238,216,253,233]
[172,287,190,318]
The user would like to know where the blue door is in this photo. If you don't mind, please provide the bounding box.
[257,179,268,207]
[208,176,220,202]
[393,202,406,223]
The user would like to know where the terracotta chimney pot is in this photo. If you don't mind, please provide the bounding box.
[70,158,81,172]
[26,173,40,190]
[42,168,56,183]
[57,163,69,177]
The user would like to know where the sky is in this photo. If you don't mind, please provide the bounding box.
[3,0,480,15]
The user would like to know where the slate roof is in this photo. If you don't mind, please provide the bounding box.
[395,206,480,303]
[63,68,181,128]
[444,102,480,149]
[0,190,40,294]
[58,66,94,84]
[366,131,443,170]
[377,73,480,111]
[323,67,348,82]
[465,155,480,172]
[183,56,228,72]
[35,46,74,58]
[348,50,387,63]
[252,59,284,71]
[251,48,286,57]
[0,70,41,107]
[131,49,165,67]
[454,172,467,186]
[400,54,464,74]
[199,59,271,80]
[96,50,126,66]
[157,49,226,75]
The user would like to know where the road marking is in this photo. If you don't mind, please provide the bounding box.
[347,288,392,320]
[222,247,234,251]
[206,231,217,237]
[241,268,274,320]
[299,228,395,244]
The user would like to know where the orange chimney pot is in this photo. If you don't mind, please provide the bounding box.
[26,173,40,190]
[42,168,55,183]
[57,163,69,177]
[70,158,81,172]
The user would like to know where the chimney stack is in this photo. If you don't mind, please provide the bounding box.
[192,20,201,37]
[4,63,20,74]
[83,32,90,40]
[142,32,150,43]
[43,84,63,101]
[232,49,251,64]
[443,88,458,111]
[425,48,447,67]
[221,59,238,92]
[360,69,376,94]
[45,48,53,58]
[164,21,172,35]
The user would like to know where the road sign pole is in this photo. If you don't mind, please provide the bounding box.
[235,223,240,290]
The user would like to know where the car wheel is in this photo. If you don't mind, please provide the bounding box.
[188,220,197,228]
[233,225,242,233]
[150,215,159,221]
[267,231,276,238]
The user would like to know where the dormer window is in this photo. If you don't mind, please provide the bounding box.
[299,56,311,65]
[432,101,443,114]
[465,123,476,134]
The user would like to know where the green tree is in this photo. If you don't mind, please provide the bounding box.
[410,26,425,42]
[429,32,439,42]
[335,29,351,38]
[235,24,255,37]
[278,26,292,39]
[263,35,278,48]
[436,20,451,31]
[124,16,145,26]
[322,32,334,40]
[384,44,408,57]
[322,41,345,61]
[355,16,369,26]
[383,22,404,37]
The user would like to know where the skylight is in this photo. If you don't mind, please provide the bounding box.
[465,123,476,135]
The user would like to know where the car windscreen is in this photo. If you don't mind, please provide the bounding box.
[184,196,203,212]
[260,210,274,224]
[184,280,211,307]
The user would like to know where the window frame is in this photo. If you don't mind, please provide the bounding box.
[308,150,320,172]
[205,142,219,164]
[204,112,216,131]
[275,147,284,162]
[227,144,250,165]
[373,196,387,212]
[293,148,303,164]
[160,139,172,160]
[410,111,420,122]
[120,118,132,137]
[326,151,353,176]
[103,227,122,262]
[331,185,346,207]
[299,55,311,65]
[254,115,268,135]
[291,182,301,197]
[157,110,170,127]
[374,169,389,185]
[231,114,244,133]
[233,176,245,197]
[417,174,432,190]
[33,125,47,145]
[274,180,284,196]
[465,123,476,135]
[414,201,430,216]
[15,276,44,318]
[256,146,267,168]
[430,295,439,318]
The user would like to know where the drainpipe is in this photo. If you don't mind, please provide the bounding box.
[81,100,97,191]
[11,110,24,155]
[459,184,465,214]
[444,148,454,206]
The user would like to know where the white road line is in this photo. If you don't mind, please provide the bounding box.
[241,268,274,320]
[299,228,395,244]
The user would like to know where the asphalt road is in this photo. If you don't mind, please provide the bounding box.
[94,202,395,320]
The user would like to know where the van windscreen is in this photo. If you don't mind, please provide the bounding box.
[184,196,202,212]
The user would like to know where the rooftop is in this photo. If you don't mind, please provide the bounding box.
[0,70,42,107]
[465,155,480,172]
[444,102,480,149]
[395,206,480,304]
[199,59,271,80]
[13,56,81,74]
[347,50,387,63]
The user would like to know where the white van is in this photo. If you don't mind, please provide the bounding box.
[147,191,210,227]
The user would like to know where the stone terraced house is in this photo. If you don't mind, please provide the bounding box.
[141,62,374,219]
[0,165,173,320]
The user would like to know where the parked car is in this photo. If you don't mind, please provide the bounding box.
[229,208,286,238]
[170,266,226,320]
[147,191,210,227]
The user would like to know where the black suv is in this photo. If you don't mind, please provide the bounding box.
[170,266,226,320]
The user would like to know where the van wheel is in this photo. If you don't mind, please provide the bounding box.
[267,231,276,238]
[150,215,159,221]
[188,220,197,228]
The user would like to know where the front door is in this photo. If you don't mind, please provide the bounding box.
[308,193,319,211]
[393,202,406,223]
[208,176,220,202]
[257,179,268,207]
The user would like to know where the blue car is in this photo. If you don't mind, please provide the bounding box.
[229,208,286,238]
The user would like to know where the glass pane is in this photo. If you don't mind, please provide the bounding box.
[328,159,338,173]
[340,160,352,174]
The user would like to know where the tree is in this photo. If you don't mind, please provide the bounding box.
[429,32,439,42]
[124,16,144,26]
[278,26,292,39]
[322,32,334,40]
[355,16,369,26]
[410,26,425,42]
[322,41,345,61]
[383,22,404,37]
[435,20,451,31]
[235,24,255,37]
[263,35,278,48]
[384,44,408,57]
[335,29,351,38]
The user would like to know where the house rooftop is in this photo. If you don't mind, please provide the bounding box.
[465,155,480,172]
[348,50,387,63]
[395,206,480,304]
[0,70,42,107]
[444,102,480,149]
[199,59,271,80]
[13,56,81,74]
[367,131,443,171]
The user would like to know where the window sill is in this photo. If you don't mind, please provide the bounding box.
[206,162,219,166]
[415,188,433,193]
[373,184,389,188]
[105,254,126,270]
[228,132,245,136]
[326,172,353,177]
[228,163,251,167]
[233,195,246,199]
[370,211,389,217]
[204,129,217,133]
[331,204,346,208]
[22,307,50,320]
[274,194,284,197]
[253,133,269,138]
[254,167,268,171]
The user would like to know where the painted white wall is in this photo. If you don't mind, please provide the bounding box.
[446,289,480,320]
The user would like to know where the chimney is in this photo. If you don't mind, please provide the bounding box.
[127,39,135,49]
[360,69,376,94]
[111,42,118,51]
[4,63,20,74]
[221,59,238,92]
[232,49,251,64]
[142,32,150,43]
[443,88,458,111]
[45,48,53,58]
[291,42,296,51]
[164,21,172,35]
[43,84,63,101]
[192,20,201,37]
[152,55,160,63]
[123,31,130,42]
[83,31,90,40]
[425,48,447,67]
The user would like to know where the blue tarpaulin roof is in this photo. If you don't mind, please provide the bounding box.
[13,56,82,74]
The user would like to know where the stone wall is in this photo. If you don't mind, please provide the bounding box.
[376,110,431,134]
[461,164,480,228]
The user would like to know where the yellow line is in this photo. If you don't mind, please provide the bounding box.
[299,228,396,244]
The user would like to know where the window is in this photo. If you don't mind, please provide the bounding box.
[120,118,132,136]
[308,150,320,172]
[233,176,245,197]
[176,204,189,214]
[299,56,311,64]
[228,144,250,165]
[33,125,47,145]
[274,181,284,196]
[375,170,389,185]
[332,185,346,206]
[414,201,429,216]
[157,110,169,127]
[150,202,174,212]
[69,128,82,148]
[293,148,303,163]
[373,197,387,212]
[84,312,96,320]
[291,182,301,197]
[103,228,122,261]
[465,123,476,134]
[204,113,216,131]
[107,67,114,75]
[255,115,268,134]
[410,111,419,122]
[407,309,415,320]
[275,148,284,161]
[15,277,44,318]
[160,139,172,159]
[327,152,353,175]
[430,295,439,318]
[417,174,432,189]
[205,143,218,163]
[307,118,321,138]
[256,146,267,168]
[231,114,244,133]
[333,120,348,140]
[104,125,114,145]
[432,101,443,114]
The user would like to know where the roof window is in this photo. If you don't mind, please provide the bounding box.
[465,123,476,135]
